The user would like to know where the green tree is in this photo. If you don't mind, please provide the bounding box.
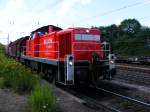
[99,24,119,42]
[119,19,141,36]
[98,19,150,56]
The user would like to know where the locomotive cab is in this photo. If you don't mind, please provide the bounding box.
[57,28,116,85]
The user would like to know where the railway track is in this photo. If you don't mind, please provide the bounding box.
[94,86,150,107]
[117,73,150,86]
[116,69,150,87]
[116,63,150,87]
[116,62,150,68]
[79,92,121,112]
[56,83,122,112]
[116,64,150,74]
[84,86,150,111]
[56,82,150,112]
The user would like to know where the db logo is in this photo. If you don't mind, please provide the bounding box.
[44,39,52,45]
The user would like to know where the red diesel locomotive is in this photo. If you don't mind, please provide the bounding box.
[7,25,116,86]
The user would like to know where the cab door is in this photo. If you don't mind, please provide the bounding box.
[59,33,72,58]
[57,33,74,85]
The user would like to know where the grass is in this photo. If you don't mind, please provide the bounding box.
[0,77,4,88]
[0,44,57,112]
[0,44,40,93]
[1,59,40,94]
[29,84,57,112]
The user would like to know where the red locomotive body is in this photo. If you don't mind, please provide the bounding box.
[26,25,62,58]
[39,32,58,59]
[30,27,103,62]
[15,25,116,85]
[72,28,103,61]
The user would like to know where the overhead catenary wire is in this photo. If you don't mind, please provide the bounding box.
[138,15,150,21]
[73,1,149,24]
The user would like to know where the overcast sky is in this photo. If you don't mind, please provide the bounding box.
[0,0,150,44]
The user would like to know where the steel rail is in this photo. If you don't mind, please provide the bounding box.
[116,64,150,71]
[95,86,150,108]
[82,95,122,112]
[56,84,122,112]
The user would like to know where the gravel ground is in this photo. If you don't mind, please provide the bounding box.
[116,68,150,87]
[110,84,150,112]
[54,86,106,112]
[0,89,27,112]
[113,68,150,111]
[96,80,150,112]
[0,87,106,112]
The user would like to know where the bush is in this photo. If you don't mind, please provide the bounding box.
[2,63,40,94]
[29,84,57,112]
[0,45,57,112]
[2,65,16,88]
[13,72,40,94]
[0,78,4,88]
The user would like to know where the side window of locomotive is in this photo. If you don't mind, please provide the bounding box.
[75,34,82,40]
[94,35,101,41]
[39,31,47,36]
[30,33,33,40]
[75,34,100,41]
[44,32,47,35]
[33,33,36,39]
[37,32,41,36]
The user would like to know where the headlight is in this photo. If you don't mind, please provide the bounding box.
[110,60,114,64]
[69,61,73,66]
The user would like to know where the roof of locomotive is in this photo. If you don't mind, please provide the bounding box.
[31,25,62,34]
[18,36,29,45]
[57,27,101,35]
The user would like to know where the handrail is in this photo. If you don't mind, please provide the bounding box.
[21,41,110,61]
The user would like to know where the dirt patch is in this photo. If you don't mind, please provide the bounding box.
[0,87,105,112]
[54,87,106,112]
[0,89,27,112]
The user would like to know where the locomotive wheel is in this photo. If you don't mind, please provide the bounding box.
[103,70,112,80]
[75,69,90,89]
[46,68,56,83]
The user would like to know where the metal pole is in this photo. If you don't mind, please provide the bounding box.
[7,33,9,44]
